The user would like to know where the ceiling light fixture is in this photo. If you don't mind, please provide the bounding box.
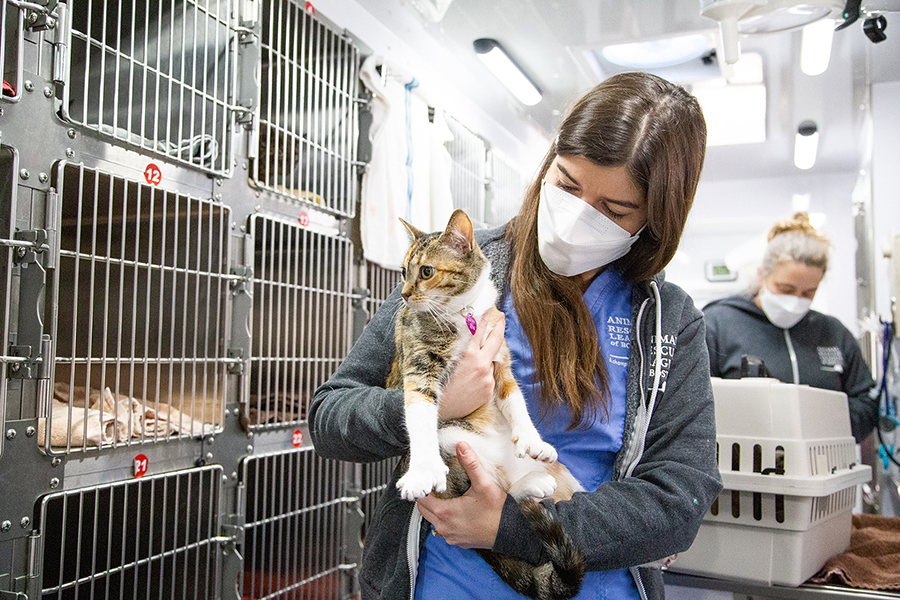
[600,34,712,69]
[473,38,542,106]
[794,120,819,169]
[800,17,836,75]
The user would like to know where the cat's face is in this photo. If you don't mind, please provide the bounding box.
[398,210,486,311]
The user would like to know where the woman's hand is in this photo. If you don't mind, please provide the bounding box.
[416,441,506,549]
[439,308,506,420]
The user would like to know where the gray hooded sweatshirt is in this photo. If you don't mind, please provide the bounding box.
[310,225,722,600]
[703,293,878,443]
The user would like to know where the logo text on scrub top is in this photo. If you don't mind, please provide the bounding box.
[606,316,631,368]
[648,334,676,392]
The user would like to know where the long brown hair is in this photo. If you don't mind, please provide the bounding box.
[508,72,707,429]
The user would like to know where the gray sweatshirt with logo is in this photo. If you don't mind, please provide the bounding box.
[703,294,878,442]
[310,225,722,600]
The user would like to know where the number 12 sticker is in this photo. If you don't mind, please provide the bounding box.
[144,163,162,186]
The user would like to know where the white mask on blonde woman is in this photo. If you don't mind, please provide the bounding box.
[759,284,812,329]
[537,181,642,277]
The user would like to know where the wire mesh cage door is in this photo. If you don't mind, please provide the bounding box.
[59,0,238,176]
[445,113,487,228]
[1,0,23,102]
[48,162,232,454]
[241,449,348,600]
[37,465,224,600]
[244,214,353,430]
[251,0,360,218]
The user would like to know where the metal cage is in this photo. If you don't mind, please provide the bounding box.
[37,465,224,600]
[251,0,360,218]
[241,448,347,599]
[245,213,353,430]
[48,162,232,453]
[445,113,487,228]
[59,0,238,176]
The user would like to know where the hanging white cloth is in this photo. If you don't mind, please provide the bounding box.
[359,56,455,270]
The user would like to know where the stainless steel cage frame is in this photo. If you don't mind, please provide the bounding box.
[244,213,353,431]
[37,465,224,600]
[59,0,238,176]
[48,161,233,454]
[250,0,360,219]
[240,448,347,600]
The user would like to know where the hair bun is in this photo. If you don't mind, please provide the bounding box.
[767,211,822,242]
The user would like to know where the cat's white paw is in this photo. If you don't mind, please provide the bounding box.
[396,460,449,501]
[511,432,558,463]
[509,471,558,501]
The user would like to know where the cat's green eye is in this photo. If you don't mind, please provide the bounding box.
[419,265,434,280]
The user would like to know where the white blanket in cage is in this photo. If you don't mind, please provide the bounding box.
[38,383,215,448]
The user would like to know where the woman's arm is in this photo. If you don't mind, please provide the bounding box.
[309,289,409,463]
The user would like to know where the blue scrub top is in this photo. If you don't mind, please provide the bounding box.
[414,268,640,600]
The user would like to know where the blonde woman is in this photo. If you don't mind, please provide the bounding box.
[703,212,878,442]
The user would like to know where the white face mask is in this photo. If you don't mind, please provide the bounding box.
[759,284,812,329]
[537,180,643,277]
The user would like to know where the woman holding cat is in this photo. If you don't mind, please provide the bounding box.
[311,71,722,600]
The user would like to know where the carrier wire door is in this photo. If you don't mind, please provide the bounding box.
[49,162,232,453]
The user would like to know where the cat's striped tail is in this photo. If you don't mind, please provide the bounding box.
[477,497,584,600]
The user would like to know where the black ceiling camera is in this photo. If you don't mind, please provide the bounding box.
[863,15,888,42]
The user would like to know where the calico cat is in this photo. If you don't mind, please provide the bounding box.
[388,209,586,600]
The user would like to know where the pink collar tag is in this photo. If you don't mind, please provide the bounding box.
[465,312,477,335]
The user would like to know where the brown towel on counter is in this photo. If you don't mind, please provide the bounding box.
[809,513,900,590]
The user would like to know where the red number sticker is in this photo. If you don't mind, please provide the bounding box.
[144,163,162,186]
[305,1,315,15]
[292,430,303,448]
[134,454,149,478]
[298,212,310,227]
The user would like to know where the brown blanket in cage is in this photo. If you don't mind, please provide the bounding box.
[39,383,214,447]
[808,513,900,590]
[239,392,309,431]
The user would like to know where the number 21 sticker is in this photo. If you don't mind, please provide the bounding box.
[134,454,149,478]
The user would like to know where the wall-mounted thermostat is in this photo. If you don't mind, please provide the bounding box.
[705,260,738,282]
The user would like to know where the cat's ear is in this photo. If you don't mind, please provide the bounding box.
[439,209,474,255]
[399,218,424,241]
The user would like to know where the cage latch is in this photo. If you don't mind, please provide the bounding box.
[14,0,58,32]
[9,229,48,265]
[227,348,245,375]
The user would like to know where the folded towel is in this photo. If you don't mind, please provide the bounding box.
[38,382,214,448]
[809,513,900,590]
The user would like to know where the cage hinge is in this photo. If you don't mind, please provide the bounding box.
[50,2,68,87]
